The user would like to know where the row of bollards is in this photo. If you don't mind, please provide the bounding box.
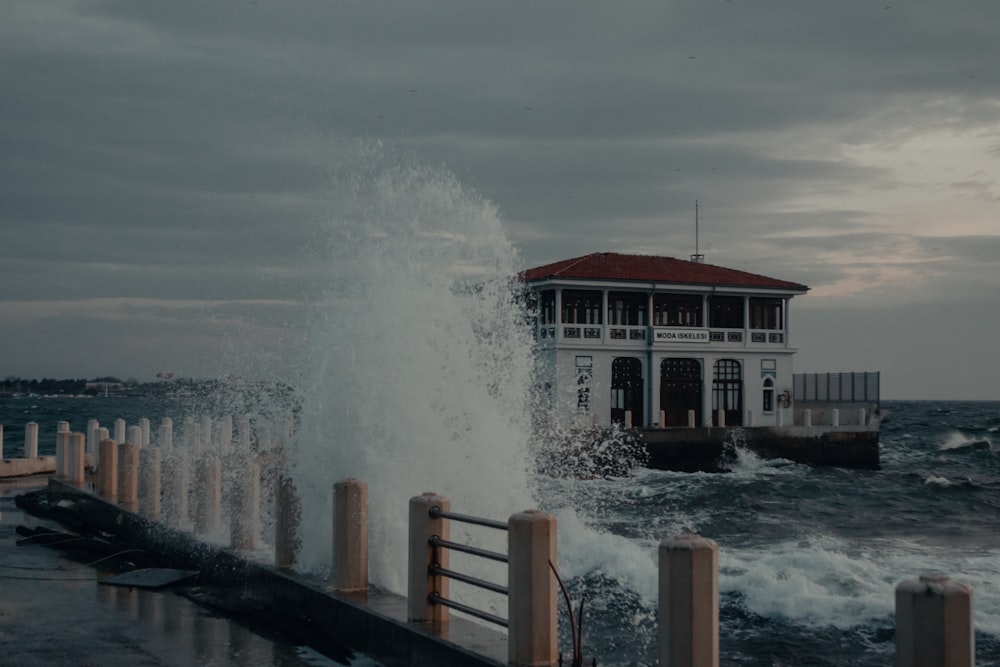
[25,414,977,667]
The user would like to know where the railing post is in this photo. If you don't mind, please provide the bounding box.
[895,573,973,667]
[87,419,100,468]
[25,422,39,459]
[67,433,86,485]
[408,492,449,624]
[97,439,118,501]
[275,474,301,569]
[659,533,719,667]
[194,455,222,535]
[117,443,139,511]
[333,478,368,592]
[230,461,260,550]
[139,446,161,519]
[508,509,557,667]
[55,430,69,478]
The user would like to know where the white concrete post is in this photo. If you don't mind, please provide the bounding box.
[139,446,161,519]
[716,409,726,428]
[831,408,840,427]
[117,443,139,511]
[55,430,69,478]
[333,478,369,592]
[859,408,868,426]
[97,439,118,501]
[625,410,633,429]
[139,418,151,447]
[194,455,222,535]
[164,448,190,528]
[239,416,252,452]
[201,415,212,452]
[687,410,696,428]
[407,492,449,624]
[127,426,143,450]
[25,422,39,459]
[746,410,755,427]
[508,510,558,667]
[0,424,4,458]
[658,534,719,667]
[219,415,233,456]
[87,419,100,468]
[114,418,126,445]
[230,462,260,550]
[159,418,173,450]
[97,427,109,442]
[67,433,86,485]
[659,410,666,428]
[275,474,301,570]
[191,423,202,457]
[803,409,812,427]
[895,573,974,667]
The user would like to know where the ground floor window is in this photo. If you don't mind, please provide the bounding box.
[762,376,775,413]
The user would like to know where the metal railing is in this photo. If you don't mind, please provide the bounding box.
[794,371,880,405]
[426,506,509,627]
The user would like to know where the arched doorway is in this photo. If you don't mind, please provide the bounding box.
[611,358,644,427]
[660,358,702,427]
[713,359,743,426]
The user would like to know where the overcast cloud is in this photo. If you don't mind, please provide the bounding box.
[1,1,998,399]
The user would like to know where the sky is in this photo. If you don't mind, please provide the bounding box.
[2,1,998,400]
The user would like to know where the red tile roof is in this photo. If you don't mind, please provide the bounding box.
[520,252,808,291]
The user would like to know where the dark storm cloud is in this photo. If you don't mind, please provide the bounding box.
[2,1,998,396]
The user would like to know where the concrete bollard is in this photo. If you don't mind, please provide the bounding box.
[127,426,143,450]
[114,418,126,445]
[0,424,4,458]
[659,534,719,667]
[746,410,755,427]
[687,410,696,428]
[117,443,139,511]
[55,431,69,478]
[859,408,867,426]
[139,418,151,447]
[275,475,301,570]
[624,410,633,429]
[333,478,369,592]
[97,427,110,442]
[230,462,260,550]
[659,410,666,428]
[200,415,212,452]
[508,510,558,667]
[139,446,161,519]
[25,422,39,459]
[895,573,974,667]
[239,417,252,452]
[194,455,222,535]
[97,439,119,501]
[67,433,86,485]
[716,409,725,428]
[218,415,233,456]
[87,419,100,468]
[408,492,450,624]
[831,408,840,426]
[159,418,173,450]
[163,449,190,528]
[802,409,812,427]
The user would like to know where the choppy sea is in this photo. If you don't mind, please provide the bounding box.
[3,397,998,665]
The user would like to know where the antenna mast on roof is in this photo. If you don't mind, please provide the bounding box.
[690,199,705,263]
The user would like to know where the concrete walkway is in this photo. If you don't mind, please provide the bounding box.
[0,476,366,667]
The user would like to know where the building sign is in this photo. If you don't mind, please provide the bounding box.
[653,328,710,343]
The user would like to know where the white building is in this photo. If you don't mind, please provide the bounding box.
[522,252,809,429]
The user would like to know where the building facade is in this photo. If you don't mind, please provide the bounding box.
[522,252,810,429]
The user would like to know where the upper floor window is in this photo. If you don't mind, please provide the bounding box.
[750,298,783,330]
[708,296,744,328]
[607,291,647,326]
[653,294,702,327]
[562,290,602,325]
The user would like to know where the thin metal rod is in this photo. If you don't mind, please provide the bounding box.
[429,506,507,531]
[429,535,508,563]
[429,563,508,596]
[428,593,508,628]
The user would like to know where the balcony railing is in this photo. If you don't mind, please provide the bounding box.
[538,324,787,346]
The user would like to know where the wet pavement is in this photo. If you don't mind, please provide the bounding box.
[0,476,363,667]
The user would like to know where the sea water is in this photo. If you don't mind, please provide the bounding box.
[3,398,998,664]
[3,149,998,664]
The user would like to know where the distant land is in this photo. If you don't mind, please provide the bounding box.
[0,376,296,401]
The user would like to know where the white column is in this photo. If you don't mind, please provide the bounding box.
[333,478,369,592]
[659,534,719,667]
[97,439,118,501]
[24,422,39,458]
[508,510,558,667]
[114,418,126,444]
[896,573,973,667]
[408,492,449,624]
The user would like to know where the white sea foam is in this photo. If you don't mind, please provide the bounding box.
[290,146,535,593]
